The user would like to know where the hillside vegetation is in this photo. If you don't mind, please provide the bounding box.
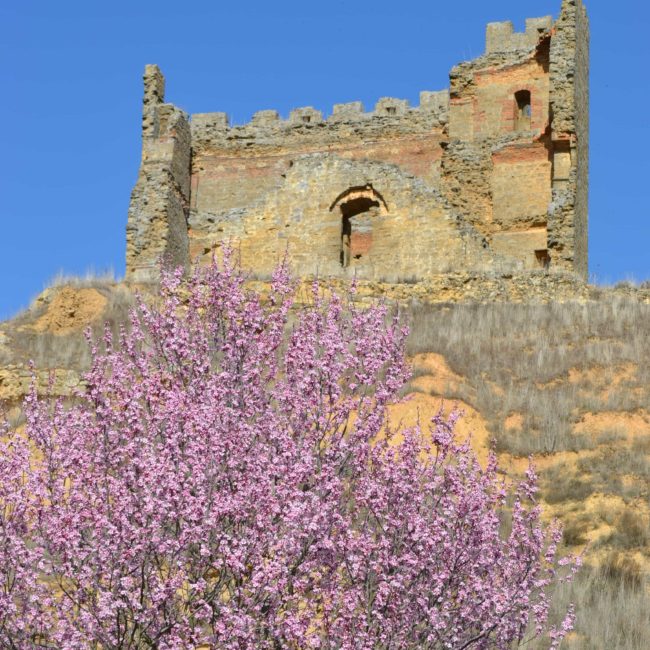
[406,298,650,648]
[1,282,649,648]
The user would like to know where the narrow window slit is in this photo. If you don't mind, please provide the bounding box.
[515,90,532,131]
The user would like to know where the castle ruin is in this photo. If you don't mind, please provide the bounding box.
[126,0,589,285]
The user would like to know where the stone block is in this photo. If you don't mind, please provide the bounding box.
[374,97,409,116]
[491,229,548,269]
[419,90,449,112]
[289,106,323,125]
[192,112,229,131]
[333,101,364,113]
[526,16,553,40]
[486,21,515,53]
[330,101,365,120]
[485,18,550,53]
[251,109,280,126]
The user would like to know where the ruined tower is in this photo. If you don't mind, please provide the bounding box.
[126,0,589,284]
[126,66,191,283]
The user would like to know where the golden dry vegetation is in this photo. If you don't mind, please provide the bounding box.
[405,298,650,648]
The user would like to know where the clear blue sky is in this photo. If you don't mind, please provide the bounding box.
[1,0,648,319]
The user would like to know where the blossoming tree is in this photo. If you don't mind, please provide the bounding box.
[0,256,575,648]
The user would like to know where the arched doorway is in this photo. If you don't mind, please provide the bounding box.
[329,185,388,267]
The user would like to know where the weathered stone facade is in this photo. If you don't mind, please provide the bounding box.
[126,0,589,284]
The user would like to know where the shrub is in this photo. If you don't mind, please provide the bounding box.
[0,256,576,649]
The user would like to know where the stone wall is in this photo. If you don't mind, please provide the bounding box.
[188,154,506,281]
[248,273,650,307]
[549,0,590,279]
[125,0,589,288]
[189,94,449,220]
[126,65,191,283]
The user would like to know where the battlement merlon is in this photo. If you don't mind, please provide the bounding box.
[143,64,165,106]
[485,16,553,53]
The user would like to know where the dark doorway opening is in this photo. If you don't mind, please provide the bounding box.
[340,197,380,267]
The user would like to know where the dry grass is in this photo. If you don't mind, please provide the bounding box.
[405,294,650,579]
[0,284,135,370]
[577,448,650,501]
[541,463,594,505]
[406,296,650,456]
[45,268,118,288]
[600,509,650,550]
[528,558,650,649]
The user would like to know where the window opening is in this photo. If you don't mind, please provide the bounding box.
[302,115,311,123]
[515,90,532,131]
[535,249,550,269]
[386,106,396,115]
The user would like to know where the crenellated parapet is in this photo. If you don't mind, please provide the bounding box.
[189,90,450,150]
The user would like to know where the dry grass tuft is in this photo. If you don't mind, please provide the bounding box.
[45,269,118,289]
[529,561,650,649]
[541,463,594,505]
[600,509,650,550]
[405,295,650,573]
[577,448,650,500]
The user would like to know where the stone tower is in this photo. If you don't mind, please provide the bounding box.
[126,0,589,283]
[126,65,191,283]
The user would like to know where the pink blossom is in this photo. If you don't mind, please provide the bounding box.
[0,254,576,648]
